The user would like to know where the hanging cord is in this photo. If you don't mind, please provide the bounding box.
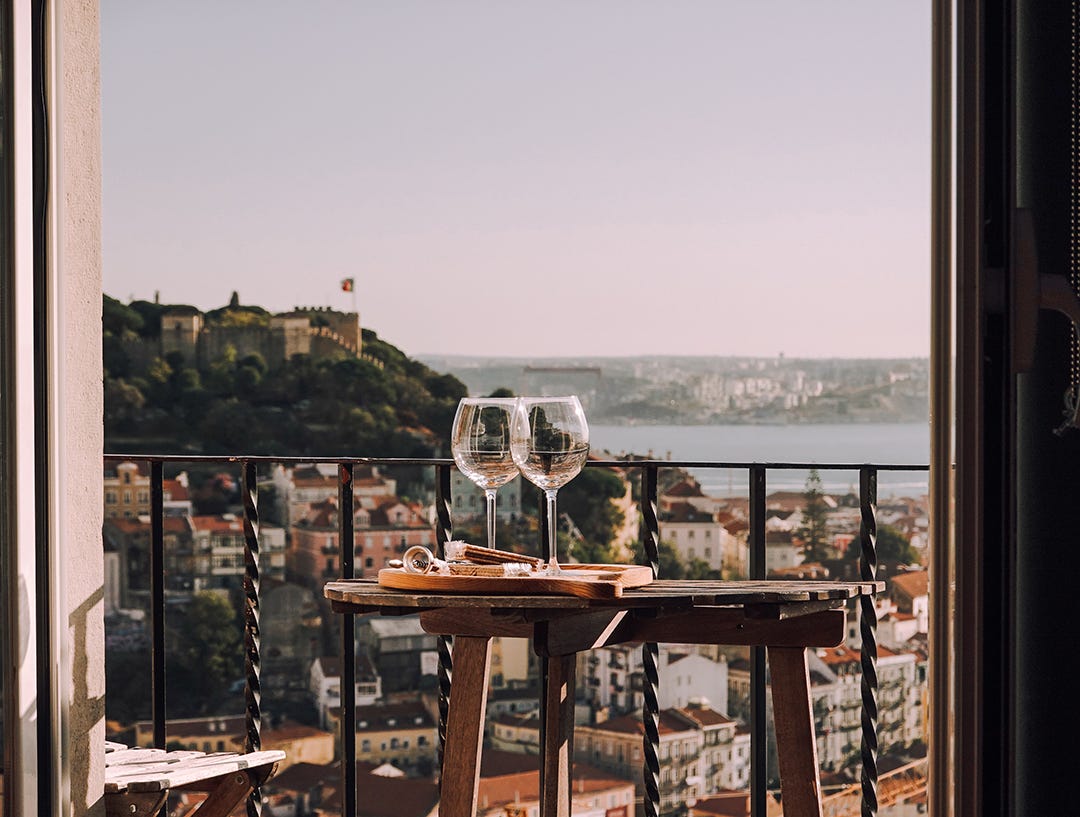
[1058,0,1080,436]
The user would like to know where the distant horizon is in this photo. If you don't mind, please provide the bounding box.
[105,289,930,363]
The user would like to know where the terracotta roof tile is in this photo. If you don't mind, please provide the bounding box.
[890,569,928,599]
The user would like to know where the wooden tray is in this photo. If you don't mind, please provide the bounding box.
[377,563,653,599]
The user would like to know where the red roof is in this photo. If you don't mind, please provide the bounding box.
[662,502,714,523]
[690,790,752,817]
[665,479,705,498]
[477,762,630,811]
[319,770,440,817]
[594,710,698,736]
[355,701,434,731]
[162,479,189,501]
[191,514,244,533]
[675,705,734,728]
[818,646,860,667]
[890,569,929,600]
[105,517,191,536]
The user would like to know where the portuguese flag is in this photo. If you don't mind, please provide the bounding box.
[341,277,355,292]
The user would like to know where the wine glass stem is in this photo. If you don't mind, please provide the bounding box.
[544,489,560,573]
[485,489,498,550]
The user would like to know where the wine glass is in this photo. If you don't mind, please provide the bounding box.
[511,396,590,574]
[451,397,520,550]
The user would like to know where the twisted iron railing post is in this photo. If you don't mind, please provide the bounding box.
[150,459,166,750]
[434,464,454,776]
[859,467,879,817]
[339,464,356,817]
[241,460,264,817]
[748,464,767,817]
[640,464,661,817]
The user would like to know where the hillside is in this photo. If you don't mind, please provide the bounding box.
[102,295,467,456]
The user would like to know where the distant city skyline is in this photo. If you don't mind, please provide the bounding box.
[102,1,930,359]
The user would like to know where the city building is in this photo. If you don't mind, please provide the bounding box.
[191,513,287,591]
[103,461,193,519]
[355,616,439,695]
[288,495,436,588]
[272,463,398,530]
[309,654,382,730]
[450,470,523,523]
[727,643,927,777]
[658,502,735,573]
[578,645,729,719]
[352,701,438,775]
[477,757,636,817]
[575,704,751,817]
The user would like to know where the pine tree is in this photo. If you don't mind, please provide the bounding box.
[797,467,830,563]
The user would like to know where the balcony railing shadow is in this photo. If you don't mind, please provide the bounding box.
[102,453,928,817]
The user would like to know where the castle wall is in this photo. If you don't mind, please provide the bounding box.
[324,311,361,352]
[160,313,201,364]
[119,309,365,373]
[198,326,279,368]
[271,317,314,361]
[310,331,356,360]
[291,307,361,354]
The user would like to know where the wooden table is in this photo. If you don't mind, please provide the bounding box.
[104,743,286,817]
[325,578,882,817]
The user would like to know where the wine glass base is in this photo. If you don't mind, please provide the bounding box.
[539,561,563,576]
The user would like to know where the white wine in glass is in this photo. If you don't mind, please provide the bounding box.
[511,395,589,574]
[451,397,519,550]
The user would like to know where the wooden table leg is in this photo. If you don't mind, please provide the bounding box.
[439,635,492,817]
[768,646,823,817]
[539,654,576,817]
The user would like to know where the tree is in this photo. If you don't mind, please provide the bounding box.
[796,468,830,563]
[166,592,244,717]
[631,538,686,579]
[102,294,145,336]
[871,524,920,566]
[685,557,719,580]
[103,378,146,433]
[557,469,627,553]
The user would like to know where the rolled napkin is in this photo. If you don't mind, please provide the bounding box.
[444,541,544,569]
[447,562,534,577]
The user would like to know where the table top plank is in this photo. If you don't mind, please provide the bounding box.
[325,578,883,612]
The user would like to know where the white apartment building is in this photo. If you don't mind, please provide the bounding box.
[308,655,382,730]
[578,645,728,720]
[450,470,523,522]
[659,502,734,573]
[576,704,750,817]
[728,643,927,775]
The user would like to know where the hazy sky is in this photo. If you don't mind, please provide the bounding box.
[102,1,931,358]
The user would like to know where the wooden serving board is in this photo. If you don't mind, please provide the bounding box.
[378,563,653,599]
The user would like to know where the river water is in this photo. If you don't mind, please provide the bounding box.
[590,422,930,498]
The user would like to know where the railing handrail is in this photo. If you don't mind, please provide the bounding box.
[105,452,928,468]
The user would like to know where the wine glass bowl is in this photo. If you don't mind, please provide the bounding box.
[511,395,590,573]
[451,398,519,550]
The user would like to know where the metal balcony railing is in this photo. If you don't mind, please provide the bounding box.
[103,453,927,817]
